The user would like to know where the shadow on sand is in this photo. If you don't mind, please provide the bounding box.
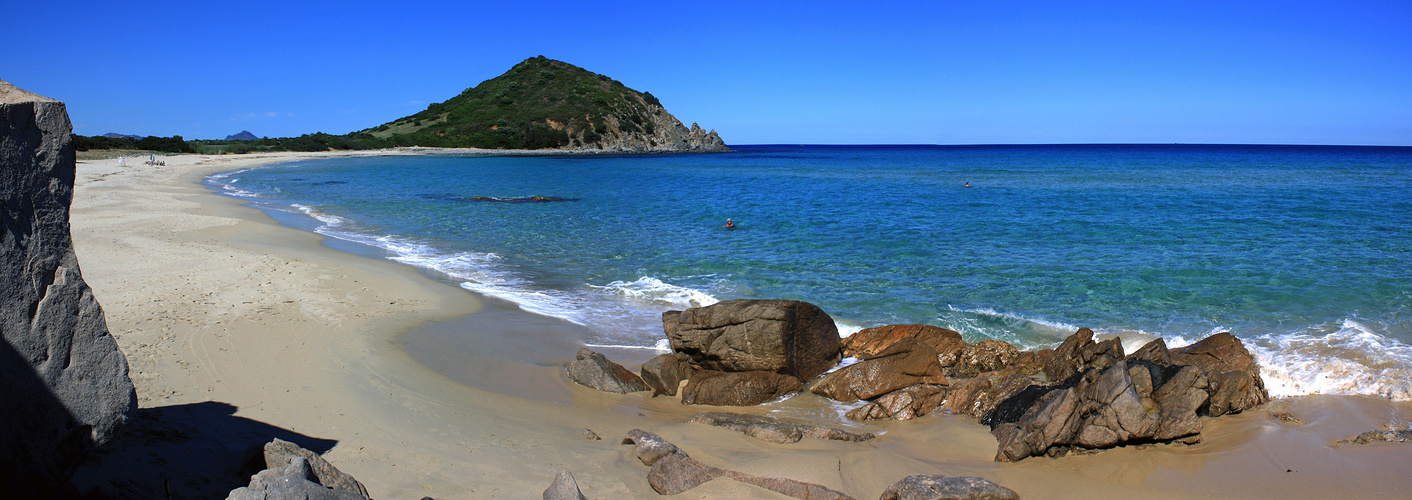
[72,401,338,499]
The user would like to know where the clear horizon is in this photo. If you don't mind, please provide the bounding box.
[6,1,1409,146]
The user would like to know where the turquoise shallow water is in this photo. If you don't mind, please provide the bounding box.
[209,144,1412,399]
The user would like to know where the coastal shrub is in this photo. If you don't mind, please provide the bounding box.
[134,135,192,153]
[643,92,661,107]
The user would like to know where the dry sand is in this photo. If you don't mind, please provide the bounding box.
[68,151,1412,499]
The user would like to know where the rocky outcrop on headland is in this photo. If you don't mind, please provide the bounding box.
[1,80,138,497]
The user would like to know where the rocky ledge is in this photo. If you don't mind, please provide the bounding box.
[566,299,1270,464]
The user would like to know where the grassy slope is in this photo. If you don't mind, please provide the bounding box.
[362,56,663,149]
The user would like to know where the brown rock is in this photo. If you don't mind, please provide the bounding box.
[640,352,693,396]
[811,339,947,402]
[846,384,947,421]
[841,324,965,360]
[664,299,841,381]
[1172,332,1268,416]
[681,370,801,406]
[1044,328,1124,383]
[565,349,649,393]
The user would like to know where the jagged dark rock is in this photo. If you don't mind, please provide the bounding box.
[1,79,137,498]
[543,471,588,500]
[811,338,947,402]
[664,299,841,381]
[564,348,649,393]
[640,352,693,397]
[879,474,1019,500]
[680,370,801,406]
[622,429,855,499]
[263,438,369,498]
[685,412,874,443]
[1171,332,1269,416]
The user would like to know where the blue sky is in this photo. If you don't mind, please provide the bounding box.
[5,1,1409,145]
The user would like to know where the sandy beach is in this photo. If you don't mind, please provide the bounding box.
[67,151,1412,499]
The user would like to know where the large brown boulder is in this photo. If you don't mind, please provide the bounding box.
[681,370,801,406]
[841,324,965,360]
[664,299,841,381]
[1172,332,1268,416]
[811,339,947,402]
[1,80,137,497]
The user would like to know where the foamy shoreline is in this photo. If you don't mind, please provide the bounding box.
[70,150,1412,498]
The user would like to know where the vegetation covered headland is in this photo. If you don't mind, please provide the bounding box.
[75,56,727,155]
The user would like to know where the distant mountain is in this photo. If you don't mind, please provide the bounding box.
[225,130,259,141]
[360,56,726,152]
[102,133,143,140]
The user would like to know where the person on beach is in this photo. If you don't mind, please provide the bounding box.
[117,156,125,167]
[723,218,735,228]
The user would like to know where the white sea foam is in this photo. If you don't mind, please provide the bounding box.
[1248,319,1412,401]
[589,276,720,309]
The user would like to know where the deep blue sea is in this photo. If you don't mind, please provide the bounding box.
[209,144,1412,400]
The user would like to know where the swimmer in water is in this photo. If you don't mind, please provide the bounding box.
[965,181,971,188]
[723,218,735,228]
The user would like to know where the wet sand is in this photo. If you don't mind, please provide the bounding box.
[69,150,1412,499]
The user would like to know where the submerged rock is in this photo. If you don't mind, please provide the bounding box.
[681,370,801,406]
[622,429,854,499]
[664,299,841,381]
[1,79,137,497]
[685,412,874,443]
[565,348,649,393]
[879,474,1019,500]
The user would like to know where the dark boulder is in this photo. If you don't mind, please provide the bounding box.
[880,474,1019,500]
[846,384,948,421]
[811,338,947,402]
[681,370,801,406]
[685,412,874,443]
[664,299,841,381]
[1,80,137,497]
[565,348,649,393]
[639,352,693,397]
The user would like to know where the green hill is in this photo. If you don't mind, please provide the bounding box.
[361,56,726,151]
